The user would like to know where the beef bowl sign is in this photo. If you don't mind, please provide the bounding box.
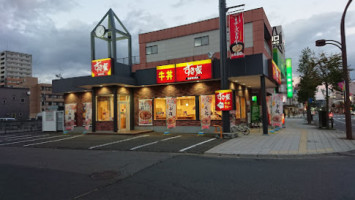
[176,59,212,82]
[91,58,112,77]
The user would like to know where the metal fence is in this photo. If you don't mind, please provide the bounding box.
[0,120,42,134]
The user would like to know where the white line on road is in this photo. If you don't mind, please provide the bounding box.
[130,141,158,151]
[161,135,182,141]
[24,135,83,147]
[0,135,65,146]
[130,135,182,151]
[179,138,216,152]
[88,135,150,150]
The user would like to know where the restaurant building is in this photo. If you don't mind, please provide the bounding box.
[53,7,282,134]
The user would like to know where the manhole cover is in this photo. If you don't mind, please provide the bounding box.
[90,170,119,180]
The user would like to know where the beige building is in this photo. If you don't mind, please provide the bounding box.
[14,77,64,119]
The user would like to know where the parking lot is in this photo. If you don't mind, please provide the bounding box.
[0,132,228,154]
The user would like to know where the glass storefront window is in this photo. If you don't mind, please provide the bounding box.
[236,96,241,119]
[199,95,222,120]
[177,96,196,120]
[154,98,166,120]
[97,95,113,121]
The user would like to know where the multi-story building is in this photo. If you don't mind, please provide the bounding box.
[0,87,30,120]
[14,77,64,118]
[0,50,32,87]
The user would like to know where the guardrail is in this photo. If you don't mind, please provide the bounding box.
[0,120,42,134]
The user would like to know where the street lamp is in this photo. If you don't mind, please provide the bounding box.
[315,0,353,140]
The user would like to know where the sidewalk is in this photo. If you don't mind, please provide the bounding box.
[206,118,355,157]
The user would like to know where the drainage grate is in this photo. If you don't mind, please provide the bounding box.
[90,170,120,180]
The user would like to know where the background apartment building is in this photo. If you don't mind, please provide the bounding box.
[0,50,32,87]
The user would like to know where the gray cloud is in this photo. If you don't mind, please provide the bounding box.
[284,10,355,80]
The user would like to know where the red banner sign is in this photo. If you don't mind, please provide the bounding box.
[176,59,212,82]
[229,12,244,59]
[272,60,281,85]
[215,90,233,111]
[91,58,112,77]
[156,64,176,84]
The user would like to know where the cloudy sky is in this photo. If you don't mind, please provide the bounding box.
[1,0,354,85]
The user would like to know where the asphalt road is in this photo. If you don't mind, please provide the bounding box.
[1,147,355,200]
[0,132,227,154]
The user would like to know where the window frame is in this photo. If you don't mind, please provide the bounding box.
[194,36,209,47]
[146,45,158,55]
[96,95,114,121]
[176,96,196,120]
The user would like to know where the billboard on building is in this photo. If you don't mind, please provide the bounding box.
[91,58,112,77]
[156,59,212,84]
[272,60,281,85]
[176,59,212,82]
[286,58,293,98]
[229,12,244,59]
[156,64,176,84]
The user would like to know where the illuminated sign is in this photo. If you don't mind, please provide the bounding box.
[229,12,244,59]
[252,96,257,102]
[156,64,176,84]
[91,58,112,77]
[215,90,233,111]
[272,60,281,85]
[286,58,293,98]
[176,59,212,82]
[156,59,212,84]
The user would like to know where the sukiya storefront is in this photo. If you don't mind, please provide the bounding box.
[52,8,279,134]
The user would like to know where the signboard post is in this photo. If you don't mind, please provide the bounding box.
[215,90,233,111]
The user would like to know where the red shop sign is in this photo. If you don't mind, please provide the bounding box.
[91,58,112,77]
[215,90,233,111]
[272,60,281,85]
[156,64,176,84]
[229,12,245,59]
[175,59,212,82]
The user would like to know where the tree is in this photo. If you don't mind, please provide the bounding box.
[314,53,343,128]
[297,48,321,124]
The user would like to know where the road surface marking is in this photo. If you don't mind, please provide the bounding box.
[161,135,181,141]
[24,135,83,147]
[130,135,182,150]
[6,134,50,141]
[130,141,159,151]
[88,135,149,150]
[179,138,216,152]
[299,130,308,154]
[0,135,65,146]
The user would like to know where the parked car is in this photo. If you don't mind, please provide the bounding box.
[351,110,355,115]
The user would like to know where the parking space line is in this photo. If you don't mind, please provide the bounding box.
[130,135,182,151]
[161,135,182,141]
[0,135,65,146]
[24,135,83,147]
[179,138,216,152]
[130,141,158,151]
[89,135,149,150]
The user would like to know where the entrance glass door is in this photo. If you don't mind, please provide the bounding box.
[117,95,130,131]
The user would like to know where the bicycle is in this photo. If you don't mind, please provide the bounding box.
[231,123,250,135]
